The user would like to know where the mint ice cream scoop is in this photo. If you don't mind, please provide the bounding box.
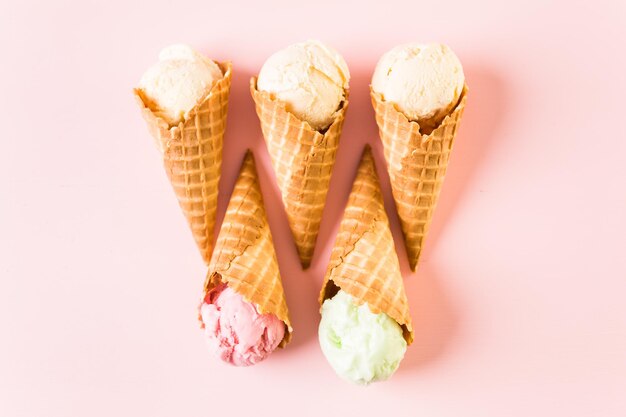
[318,290,407,385]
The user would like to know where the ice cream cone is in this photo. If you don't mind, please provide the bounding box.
[319,146,413,344]
[370,86,468,271]
[250,77,349,269]
[134,62,232,264]
[201,151,292,346]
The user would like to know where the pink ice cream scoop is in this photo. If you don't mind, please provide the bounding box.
[200,283,286,366]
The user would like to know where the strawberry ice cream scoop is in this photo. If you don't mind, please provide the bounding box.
[200,283,286,366]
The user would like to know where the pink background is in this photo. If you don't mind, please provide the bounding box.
[2,1,626,416]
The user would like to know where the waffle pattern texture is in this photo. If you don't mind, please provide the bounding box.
[370,86,468,271]
[319,146,413,344]
[250,77,348,268]
[202,151,292,347]
[134,62,233,264]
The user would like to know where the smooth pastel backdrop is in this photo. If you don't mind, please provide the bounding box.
[1,1,625,416]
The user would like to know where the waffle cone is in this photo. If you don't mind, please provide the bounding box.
[250,77,348,269]
[319,146,413,344]
[371,86,468,271]
[201,151,292,347]
[134,62,232,264]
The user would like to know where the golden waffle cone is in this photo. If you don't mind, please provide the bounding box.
[319,146,413,344]
[133,62,232,264]
[250,77,349,269]
[201,151,292,347]
[370,86,468,272]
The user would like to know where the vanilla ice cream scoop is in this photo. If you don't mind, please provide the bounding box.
[319,290,407,385]
[257,40,350,131]
[139,44,223,126]
[372,43,464,129]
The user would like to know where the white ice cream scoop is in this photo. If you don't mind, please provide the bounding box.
[139,44,223,126]
[257,40,350,131]
[372,43,464,128]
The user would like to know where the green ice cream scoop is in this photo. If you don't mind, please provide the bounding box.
[318,290,407,385]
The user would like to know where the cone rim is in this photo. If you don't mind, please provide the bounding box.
[370,83,468,141]
[133,60,233,134]
[249,76,349,137]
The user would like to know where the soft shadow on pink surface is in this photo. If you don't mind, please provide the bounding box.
[311,66,412,301]
[313,66,387,270]
[422,66,507,260]
[215,62,505,363]
[400,65,507,370]
[217,67,321,351]
[398,264,458,372]
[218,65,394,352]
